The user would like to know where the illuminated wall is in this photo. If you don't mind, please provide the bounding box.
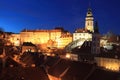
[20,29,62,44]
[100,39,108,47]
[73,32,92,41]
[58,35,72,48]
[19,29,72,49]
[7,28,72,50]
[9,34,20,46]
[95,57,120,72]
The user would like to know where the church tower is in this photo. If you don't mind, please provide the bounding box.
[85,7,94,32]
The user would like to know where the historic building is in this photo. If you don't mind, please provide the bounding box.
[9,33,20,46]
[95,53,120,72]
[20,28,61,45]
[58,33,72,48]
[21,42,38,53]
[72,7,100,54]
[20,28,72,50]
[73,7,94,44]
[100,32,120,50]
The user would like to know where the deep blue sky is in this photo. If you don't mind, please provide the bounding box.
[0,0,120,34]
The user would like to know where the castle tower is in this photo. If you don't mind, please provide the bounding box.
[85,7,94,32]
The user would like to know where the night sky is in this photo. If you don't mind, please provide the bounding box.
[0,0,120,34]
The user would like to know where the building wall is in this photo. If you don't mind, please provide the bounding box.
[85,17,94,32]
[20,29,62,45]
[22,46,37,53]
[20,31,49,44]
[100,39,108,47]
[9,34,20,46]
[95,57,120,72]
[19,29,72,49]
[73,32,92,41]
[58,36,72,49]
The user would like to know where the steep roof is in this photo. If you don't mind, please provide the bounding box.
[72,41,92,54]
[20,52,44,67]
[48,59,70,77]
[46,57,120,80]
[44,56,60,67]
[4,57,20,67]
[45,56,95,80]
[62,61,94,80]
[22,42,36,46]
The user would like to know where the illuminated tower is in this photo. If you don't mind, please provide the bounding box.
[85,7,94,32]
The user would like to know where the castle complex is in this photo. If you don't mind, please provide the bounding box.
[2,6,120,72]
[73,7,94,42]
[7,6,119,54]
[9,27,72,50]
[72,7,100,54]
[9,7,99,52]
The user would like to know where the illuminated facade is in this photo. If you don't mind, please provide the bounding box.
[68,7,101,54]
[58,34,72,48]
[72,29,92,51]
[95,57,120,72]
[9,33,20,46]
[73,7,94,46]
[100,32,120,49]
[20,28,72,49]
[73,29,92,41]
[20,29,61,44]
